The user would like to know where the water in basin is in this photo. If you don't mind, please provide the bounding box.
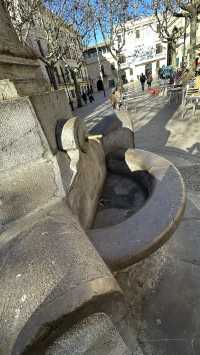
[93,171,152,229]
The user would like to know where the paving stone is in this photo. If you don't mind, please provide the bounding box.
[45,313,132,355]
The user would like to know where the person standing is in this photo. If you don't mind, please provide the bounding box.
[147,72,153,88]
[140,73,146,91]
[87,88,95,103]
[82,91,87,104]
[110,89,117,109]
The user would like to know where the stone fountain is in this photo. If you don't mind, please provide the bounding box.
[0,3,186,354]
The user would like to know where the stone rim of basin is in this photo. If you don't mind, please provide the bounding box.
[88,149,186,271]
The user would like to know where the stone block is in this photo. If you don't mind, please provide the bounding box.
[30,90,73,154]
[56,117,88,153]
[0,1,50,95]
[90,112,135,155]
[68,140,106,229]
[0,158,65,229]
[0,79,19,100]
[0,97,49,170]
[0,202,125,355]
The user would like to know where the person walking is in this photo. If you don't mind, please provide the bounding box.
[147,72,153,88]
[82,92,87,104]
[140,73,146,91]
[110,89,117,109]
[87,89,95,103]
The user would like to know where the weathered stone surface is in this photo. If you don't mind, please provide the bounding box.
[0,159,64,229]
[0,79,19,100]
[54,117,106,229]
[0,0,33,58]
[0,202,125,355]
[89,149,186,271]
[0,96,66,230]
[0,89,129,355]
[0,0,49,95]
[68,140,106,229]
[90,112,135,155]
[56,117,88,153]
[45,313,132,355]
[0,98,49,170]
[30,90,73,154]
[93,172,148,229]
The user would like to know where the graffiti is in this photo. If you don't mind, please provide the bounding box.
[128,45,155,64]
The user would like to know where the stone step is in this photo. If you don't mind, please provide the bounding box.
[45,313,132,355]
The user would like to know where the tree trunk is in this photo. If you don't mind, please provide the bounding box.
[189,12,197,71]
[70,69,82,108]
[116,58,123,90]
[167,41,177,67]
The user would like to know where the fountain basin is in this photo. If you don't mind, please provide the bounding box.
[88,149,186,271]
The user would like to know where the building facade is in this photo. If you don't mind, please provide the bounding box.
[119,17,168,81]
[84,16,168,91]
[8,1,89,105]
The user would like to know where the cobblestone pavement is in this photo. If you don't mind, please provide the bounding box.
[76,84,200,355]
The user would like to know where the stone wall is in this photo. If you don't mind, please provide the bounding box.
[30,89,73,154]
[0,97,65,231]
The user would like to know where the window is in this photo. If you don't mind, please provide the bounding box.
[109,79,115,88]
[130,68,133,76]
[117,35,122,43]
[136,29,140,39]
[111,63,115,70]
[119,55,126,64]
[156,43,162,54]
[157,24,160,33]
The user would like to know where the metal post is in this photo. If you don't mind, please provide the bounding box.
[182,16,188,69]
[61,66,74,111]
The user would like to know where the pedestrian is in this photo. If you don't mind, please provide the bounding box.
[82,91,87,104]
[140,73,146,91]
[110,88,122,110]
[110,89,117,109]
[147,72,153,88]
[90,84,93,94]
[87,89,95,103]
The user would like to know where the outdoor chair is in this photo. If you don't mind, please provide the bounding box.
[182,75,200,118]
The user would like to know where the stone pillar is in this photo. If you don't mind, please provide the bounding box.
[0,0,49,96]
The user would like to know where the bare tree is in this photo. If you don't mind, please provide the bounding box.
[3,0,42,43]
[40,0,93,106]
[35,2,69,90]
[151,0,185,67]
[151,0,200,70]
[60,0,94,106]
[91,0,130,87]
[174,0,200,70]
[4,0,92,106]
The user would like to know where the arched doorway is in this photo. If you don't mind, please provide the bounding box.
[97,79,104,91]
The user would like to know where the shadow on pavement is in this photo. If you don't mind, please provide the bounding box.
[116,95,200,355]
